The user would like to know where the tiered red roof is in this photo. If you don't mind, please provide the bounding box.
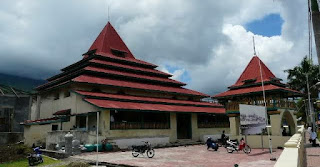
[36,22,224,114]
[74,90,224,113]
[214,56,302,98]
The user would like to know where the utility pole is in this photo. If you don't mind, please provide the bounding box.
[306,74,316,131]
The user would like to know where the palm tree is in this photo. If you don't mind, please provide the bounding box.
[285,56,320,125]
[285,56,320,98]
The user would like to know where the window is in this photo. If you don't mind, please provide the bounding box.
[52,125,58,131]
[76,115,87,129]
[64,91,70,98]
[111,48,127,58]
[110,110,170,129]
[54,93,59,100]
[0,108,13,132]
[197,113,229,128]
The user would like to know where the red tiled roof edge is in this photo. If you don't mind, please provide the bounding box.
[214,84,303,98]
[84,98,225,114]
[74,90,222,107]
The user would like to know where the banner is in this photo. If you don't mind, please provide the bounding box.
[239,104,266,135]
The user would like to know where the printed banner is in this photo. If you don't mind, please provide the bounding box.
[239,104,266,135]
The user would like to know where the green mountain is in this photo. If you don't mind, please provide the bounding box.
[0,73,46,92]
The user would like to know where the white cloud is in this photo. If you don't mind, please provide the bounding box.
[187,24,296,94]
[158,65,186,82]
[0,0,312,95]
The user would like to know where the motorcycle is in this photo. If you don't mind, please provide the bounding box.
[206,137,219,151]
[27,147,43,166]
[131,141,155,158]
[226,139,251,154]
[217,136,229,147]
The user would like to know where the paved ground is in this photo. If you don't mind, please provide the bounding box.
[305,132,320,167]
[72,145,282,167]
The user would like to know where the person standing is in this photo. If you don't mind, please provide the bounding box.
[311,131,318,147]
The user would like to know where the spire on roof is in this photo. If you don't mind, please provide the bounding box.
[253,36,256,56]
[230,56,277,88]
[88,22,135,59]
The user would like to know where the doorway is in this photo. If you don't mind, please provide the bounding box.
[176,113,192,139]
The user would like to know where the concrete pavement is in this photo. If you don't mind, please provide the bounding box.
[72,145,282,167]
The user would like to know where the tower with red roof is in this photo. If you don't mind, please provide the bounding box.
[24,22,228,147]
[214,56,302,140]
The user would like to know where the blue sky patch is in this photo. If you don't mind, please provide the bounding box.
[245,13,284,37]
[165,65,191,84]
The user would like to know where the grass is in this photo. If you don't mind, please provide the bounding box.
[0,156,63,167]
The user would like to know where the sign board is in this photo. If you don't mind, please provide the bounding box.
[239,104,266,135]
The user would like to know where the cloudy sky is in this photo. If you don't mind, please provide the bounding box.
[0,0,314,95]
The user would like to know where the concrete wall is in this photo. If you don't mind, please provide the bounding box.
[191,113,230,141]
[45,130,103,149]
[24,124,51,146]
[0,95,31,132]
[230,135,291,149]
[99,110,176,142]
[111,136,170,149]
[37,90,98,119]
[0,132,24,145]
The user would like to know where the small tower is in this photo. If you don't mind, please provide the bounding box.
[214,56,302,140]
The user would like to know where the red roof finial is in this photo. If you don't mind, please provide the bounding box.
[88,22,135,59]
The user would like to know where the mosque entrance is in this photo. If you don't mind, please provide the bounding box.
[177,113,192,139]
[281,111,296,136]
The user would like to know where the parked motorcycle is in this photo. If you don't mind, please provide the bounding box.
[27,147,43,166]
[217,136,229,147]
[131,141,155,158]
[226,138,251,154]
[206,137,219,151]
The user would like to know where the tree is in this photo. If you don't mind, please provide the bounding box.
[285,56,320,124]
[285,56,320,98]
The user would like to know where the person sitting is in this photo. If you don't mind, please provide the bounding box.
[220,130,226,144]
[239,138,245,150]
[221,130,226,140]
[311,131,318,147]
[282,128,287,136]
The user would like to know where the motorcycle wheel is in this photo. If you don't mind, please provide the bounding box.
[243,145,251,154]
[147,149,155,158]
[28,159,34,166]
[226,148,234,153]
[132,149,139,157]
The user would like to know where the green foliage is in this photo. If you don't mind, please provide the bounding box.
[284,56,320,98]
[0,156,62,167]
[0,144,32,163]
[295,98,307,123]
[285,56,320,124]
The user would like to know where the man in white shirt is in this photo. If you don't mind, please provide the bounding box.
[311,131,318,147]
[308,126,312,143]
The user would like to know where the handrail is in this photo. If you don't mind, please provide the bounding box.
[274,126,304,167]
